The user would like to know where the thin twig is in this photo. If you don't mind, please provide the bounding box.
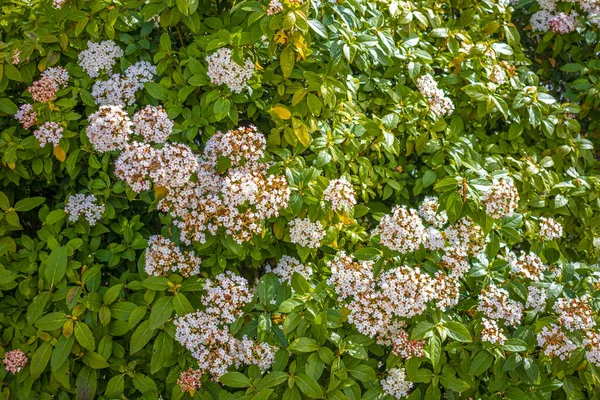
[176,24,185,47]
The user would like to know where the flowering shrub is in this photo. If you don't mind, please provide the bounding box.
[1,0,600,399]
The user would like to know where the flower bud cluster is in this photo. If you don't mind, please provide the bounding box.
[14,104,37,129]
[3,350,28,374]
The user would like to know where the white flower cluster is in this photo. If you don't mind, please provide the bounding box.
[531,10,579,33]
[391,329,425,359]
[432,271,461,310]
[537,324,577,360]
[539,217,563,241]
[14,104,37,129]
[203,125,266,166]
[439,253,470,278]
[478,285,524,327]
[132,105,173,143]
[267,0,283,15]
[584,331,600,367]
[481,178,519,219]
[444,217,487,256]
[174,272,277,380]
[41,67,69,87]
[373,205,425,253]
[265,255,313,283]
[78,40,124,78]
[379,266,437,319]
[92,61,156,106]
[416,74,454,118]
[526,286,547,313]
[86,105,133,152]
[481,318,507,345]
[323,177,356,211]
[327,253,455,347]
[423,226,445,251]
[158,126,290,244]
[64,193,105,226]
[289,218,325,249]
[115,142,198,192]
[33,122,63,148]
[489,64,506,85]
[52,0,68,8]
[380,368,413,399]
[418,197,448,228]
[144,235,201,277]
[554,296,596,332]
[510,252,546,281]
[206,48,255,93]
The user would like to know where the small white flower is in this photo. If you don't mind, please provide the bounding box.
[206,48,254,93]
[64,194,105,225]
[78,40,123,78]
[289,218,325,249]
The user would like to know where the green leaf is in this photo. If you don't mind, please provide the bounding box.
[103,284,123,305]
[220,371,252,388]
[257,273,280,304]
[348,365,376,382]
[308,20,328,38]
[51,335,74,373]
[469,351,494,375]
[160,33,172,51]
[280,46,295,79]
[295,373,323,398]
[105,374,126,397]
[213,97,230,120]
[76,366,97,400]
[256,371,289,390]
[144,82,170,101]
[31,341,53,380]
[27,292,52,324]
[75,322,96,351]
[14,197,45,211]
[0,98,18,114]
[440,374,470,393]
[45,246,68,286]
[82,351,110,369]
[502,338,528,352]
[130,320,155,354]
[288,337,319,353]
[176,0,199,15]
[142,276,170,290]
[429,335,441,371]
[151,332,173,374]
[149,296,173,329]
[35,312,68,330]
[444,321,472,342]
[354,247,381,261]
[411,368,433,383]
[173,292,194,315]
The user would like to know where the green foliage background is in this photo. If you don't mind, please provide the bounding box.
[1,0,600,399]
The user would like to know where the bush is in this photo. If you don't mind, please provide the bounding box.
[1,0,600,399]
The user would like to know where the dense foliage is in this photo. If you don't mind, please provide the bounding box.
[2,0,600,399]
